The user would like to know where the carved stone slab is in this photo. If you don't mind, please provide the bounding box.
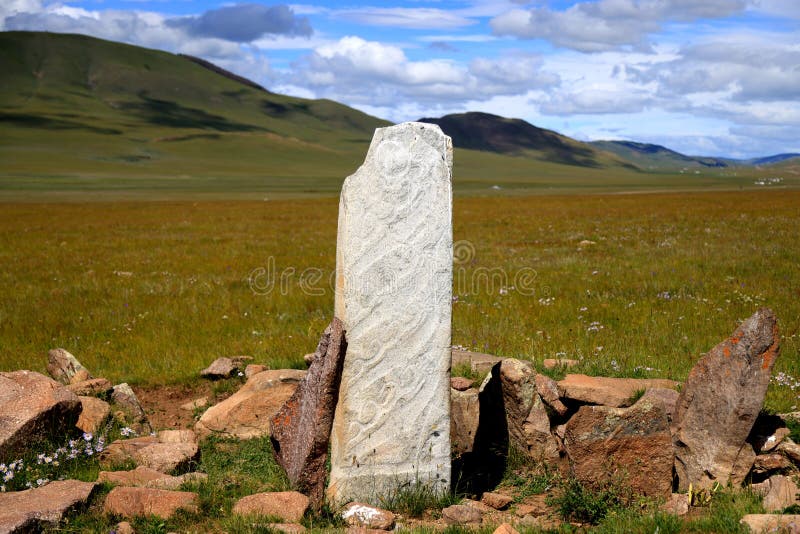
[328,122,453,504]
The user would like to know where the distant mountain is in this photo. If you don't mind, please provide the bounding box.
[419,112,634,169]
[745,153,800,166]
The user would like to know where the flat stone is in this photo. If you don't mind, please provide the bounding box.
[492,523,520,534]
[534,373,568,417]
[442,504,482,525]
[341,502,395,530]
[146,472,207,491]
[452,349,503,376]
[328,122,453,503]
[779,439,800,465]
[542,358,579,370]
[157,429,197,444]
[104,487,198,519]
[450,377,474,391]
[100,433,198,474]
[245,364,268,379]
[753,452,793,474]
[232,491,310,523]
[740,514,800,533]
[271,318,347,508]
[200,356,252,379]
[98,466,172,487]
[673,308,780,491]
[180,397,208,411]
[558,374,679,408]
[76,396,111,434]
[481,492,513,510]
[195,369,305,439]
[450,387,479,456]
[661,493,689,516]
[0,480,96,533]
[762,475,799,512]
[462,498,495,514]
[111,383,152,436]
[47,348,90,384]
[564,398,673,498]
[0,371,81,461]
[66,378,114,397]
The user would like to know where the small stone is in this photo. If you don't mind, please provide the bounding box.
[481,492,513,510]
[0,480,96,533]
[104,487,199,519]
[245,364,268,379]
[661,494,689,516]
[462,499,495,513]
[558,374,679,408]
[341,502,395,530]
[70,369,92,385]
[200,357,238,379]
[758,427,791,453]
[442,504,482,525]
[542,358,579,370]
[67,377,114,396]
[740,514,800,533]
[450,376,474,391]
[762,475,799,512]
[492,523,520,534]
[180,397,208,411]
[232,491,310,523]
[534,373,568,416]
[76,396,111,434]
[115,521,136,534]
[47,348,90,384]
[111,383,152,435]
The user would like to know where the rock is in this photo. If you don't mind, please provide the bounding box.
[271,318,347,508]
[232,491,309,523]
[516,494,550,517]
[200,356,252,379]
[462,498,495,514]
[542,358,579,370]
[0,480,95,533]
[245,364,268,379]
[100,432,198,474]
[266,524,306,534]
[76,396,111,434]
[98,466,172,487]
[740,514,800,533]
[157,429,197,444]
[452,349,503,376]
[303,353,316,366]
[328,122,453,504]
[661,493,689,516]
[341,502,395,530]
[450,387,480,456]
[450,377,473,391]
[111,383,152,435]
[442,504,482,525]
[732,445,757,485]
[0,371,81,461]
[70,369,91,384]
[195,369,305,439]
[492,523,520,534]
[753,452,793,475]
[672,308,780,491]
[762,475,799,512]
[115,521,136,534]
[180,397,208,411]
[499,358,559,462]
[639,387,679,423]
[557,374,679,408]
[779,439,800,465]
[146,472,207,491]
[66,378,114,397]
[46,348,90,384]
[758,427,790,453]
[100,435,158,465]
[481,492,513,510]
[564,398,673,498]
[534,373,568,417]
[104,487,198,519]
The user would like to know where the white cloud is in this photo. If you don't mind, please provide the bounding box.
[334,7,476,30]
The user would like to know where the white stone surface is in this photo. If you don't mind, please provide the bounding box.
[328,122,453,504]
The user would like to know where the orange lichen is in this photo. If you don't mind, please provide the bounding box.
[723,346,731,357]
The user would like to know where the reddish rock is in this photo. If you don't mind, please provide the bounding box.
[0,480,96,533]
[268,524,306,534]
[46,348,90,384]
[0,371,81,461]
[111,383,152,435]
[200,356,252,379]
[114,521,136,534]
[146,472,207,491]
[753,452,792,475]
[341,502,395,530]
[245,364,268,379]
[481,492,513,510]
[534,373,568,416]
[98,466,171,487]
[639,387,679,423]
[100,432,198,473]
[442,504,482,525]
[542,358,579,370]
[67,378,114,396]
[661,494,689,516]
[157,429,197,444]
[270,319,346,508]
[195,369,305,439]
[70,369,91,384]
[452,349,503,376]
[104,487,199,519]
[740,514,800,533]
[564,398,673,498]
[76,396,111,434]
[450,376,474,391]
[672,309,780,491]
[779,439,800,465]
[232,491,310,523]
[451,387,479,456]
[516,494,550,517]
[493,523,520,534]
[100,436,158,466]
[762,475,799,512]
[558,374,679,408]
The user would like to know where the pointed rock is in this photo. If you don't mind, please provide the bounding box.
[672,308,780,491]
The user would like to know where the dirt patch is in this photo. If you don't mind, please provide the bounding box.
[133,382,218,431]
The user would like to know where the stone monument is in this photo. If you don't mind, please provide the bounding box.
[327,122,453,504]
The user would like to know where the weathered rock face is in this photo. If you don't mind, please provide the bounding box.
[271,318,347,508]
[499,359,559,462]
[672,308,780,491]
[232,491,310,523]
[761,475,799,512]
[0,371,81,461]
[76,396,111,434]
[196,369,305,439]
[563,398,673,498]
[451,387,480,457]
[0,480,96,533]
[639,387,680,423]
[740,514,800,533]
[46,348,90,384]
[328,122,453,503]
[111,383,152,435]
[104,487,199,519]
[558,374,680,408]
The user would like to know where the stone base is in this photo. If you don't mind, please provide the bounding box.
[327,466,450,506]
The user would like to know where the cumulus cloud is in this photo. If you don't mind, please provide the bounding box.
[490,0,747,52]
[334,7,475,30]
[167,4,312,42]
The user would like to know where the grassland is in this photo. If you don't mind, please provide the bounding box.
[1,190,798,412]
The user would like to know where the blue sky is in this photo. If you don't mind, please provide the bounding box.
[3,0,799,158]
